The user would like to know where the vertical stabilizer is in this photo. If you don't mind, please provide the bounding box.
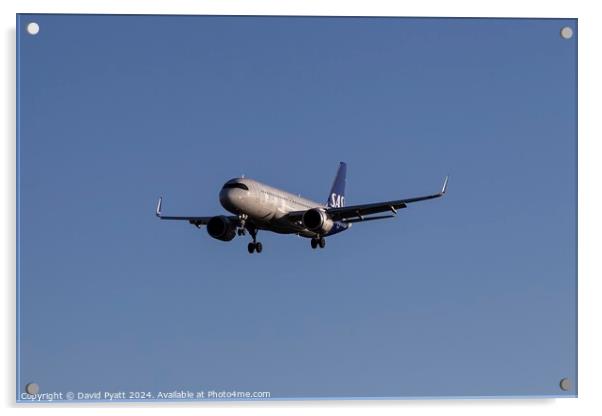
[327,162,347,208]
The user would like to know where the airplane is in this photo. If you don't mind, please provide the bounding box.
[156,162,448,254]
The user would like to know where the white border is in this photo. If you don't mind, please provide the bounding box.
[3,1,601,415]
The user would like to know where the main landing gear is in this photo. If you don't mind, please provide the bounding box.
[247,227,263,254]
[310,236,326,249]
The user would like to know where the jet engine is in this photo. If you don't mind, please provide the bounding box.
[206,216,237,241]
[302,208,334,235]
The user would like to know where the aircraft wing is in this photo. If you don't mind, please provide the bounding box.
[285,176,448,224]
[155,197,238,227]
[329,176,448,223]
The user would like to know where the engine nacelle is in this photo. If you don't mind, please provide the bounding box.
[206,215,236,241]
[302,208,334,235]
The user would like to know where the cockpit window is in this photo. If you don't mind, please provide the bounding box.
[222,182,249,191]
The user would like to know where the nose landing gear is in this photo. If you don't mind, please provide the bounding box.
[310,236,326,249]
[237,214,248,236]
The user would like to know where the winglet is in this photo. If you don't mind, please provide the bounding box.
[441,176,449,195]
[156,197,163,218]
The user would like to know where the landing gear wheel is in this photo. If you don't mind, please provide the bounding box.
[247,226,261,254]
[318,237,326,248]
[310,238,318,249]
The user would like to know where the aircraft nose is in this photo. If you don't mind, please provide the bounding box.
[219,188,234,209]
[220,188,245,212]
[219,181,250,212]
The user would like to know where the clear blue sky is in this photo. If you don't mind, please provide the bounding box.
[17,15,577,400]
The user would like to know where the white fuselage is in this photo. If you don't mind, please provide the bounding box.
[219,178,325,235]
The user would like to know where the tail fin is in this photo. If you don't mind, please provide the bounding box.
[327,162,347,208]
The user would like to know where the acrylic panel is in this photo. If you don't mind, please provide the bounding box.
[16,14,577,402]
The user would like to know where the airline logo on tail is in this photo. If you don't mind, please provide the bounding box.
[327,162,347,208]
[330,193,345,208]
